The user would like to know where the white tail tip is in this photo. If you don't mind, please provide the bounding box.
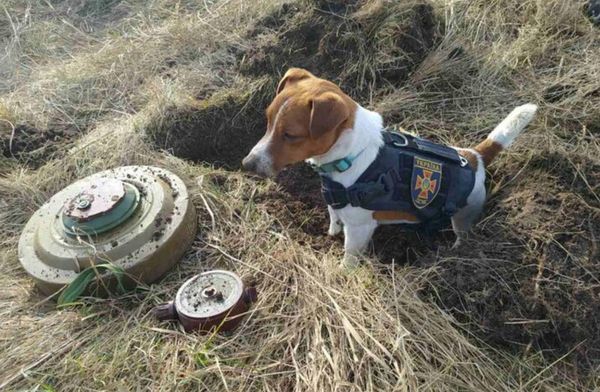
[488,103,538,148]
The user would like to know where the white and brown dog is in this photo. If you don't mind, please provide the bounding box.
[242,68,537,267]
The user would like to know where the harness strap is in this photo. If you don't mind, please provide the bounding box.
[383,130,469,167]
[321,172,394,209]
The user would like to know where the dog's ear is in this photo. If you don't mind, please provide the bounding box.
[276,68,313,95]
[309,92,350,139]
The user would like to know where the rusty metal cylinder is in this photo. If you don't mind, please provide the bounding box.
[154,270,257,333]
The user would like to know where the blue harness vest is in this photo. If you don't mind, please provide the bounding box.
[316,131,476,230]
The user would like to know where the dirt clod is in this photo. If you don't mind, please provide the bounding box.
[1,124,76,167]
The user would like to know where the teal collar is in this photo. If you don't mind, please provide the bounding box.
[310,148,366,174]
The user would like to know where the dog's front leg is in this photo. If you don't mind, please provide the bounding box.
[327,206,343,236]
[342,222,377,268]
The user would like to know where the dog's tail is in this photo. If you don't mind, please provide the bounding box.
[474,103,538,167]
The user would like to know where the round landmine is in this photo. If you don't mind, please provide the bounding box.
[18,166,197,296]
[153,270,257,333]
[62,178,141,236]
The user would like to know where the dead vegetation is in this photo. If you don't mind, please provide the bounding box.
[0,0,599,390]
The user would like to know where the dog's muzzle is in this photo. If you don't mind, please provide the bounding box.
[241,153,275,178]
[241,154,259,173]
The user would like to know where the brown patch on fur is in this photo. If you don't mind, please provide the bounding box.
[276,68,312,94]
[475,139,503,167]
[457,148,479,170]
[373,210,420,223]
[258,68,357,173]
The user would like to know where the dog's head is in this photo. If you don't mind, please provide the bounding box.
[242,68,357,177]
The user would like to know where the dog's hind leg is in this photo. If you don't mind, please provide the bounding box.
[451,151,487,249]
[451,194,485,248]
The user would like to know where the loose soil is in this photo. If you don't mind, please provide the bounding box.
[239,0,438,94]
[0,124,77,167]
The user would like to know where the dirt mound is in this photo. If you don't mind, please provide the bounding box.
[239,0,439,97]
[147,0,440,168]
[0,124,76,167]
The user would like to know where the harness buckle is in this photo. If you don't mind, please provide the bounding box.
[391,133,409,147]
[459,155,469,167]
[377,172,394,191]
[345,172,393,207]
[347,189,366,207]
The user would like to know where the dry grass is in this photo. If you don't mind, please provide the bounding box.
[0,0,599,390]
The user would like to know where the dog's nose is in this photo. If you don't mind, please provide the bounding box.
[241,154,258,173]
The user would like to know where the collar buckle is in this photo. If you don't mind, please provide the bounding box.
[310,151,364,174]
[333,158,351,172]
[310,157,352,174]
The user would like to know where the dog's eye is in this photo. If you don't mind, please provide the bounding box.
[283,132,303,141]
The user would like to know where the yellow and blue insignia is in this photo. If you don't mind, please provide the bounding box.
[411,157,442,209]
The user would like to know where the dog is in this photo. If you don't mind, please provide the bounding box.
[242,68,537,267]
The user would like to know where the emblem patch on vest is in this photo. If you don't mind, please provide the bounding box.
[411,157,442,209]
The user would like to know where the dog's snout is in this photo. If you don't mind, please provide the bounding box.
[242,154,258,172]
[241,151,275,178]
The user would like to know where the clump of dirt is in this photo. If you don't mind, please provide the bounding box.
[0,123,77,167]
[254,165,335,251]
[239,0,439,97]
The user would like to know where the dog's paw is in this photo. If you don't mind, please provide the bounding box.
[342,254,360,269]
[328,220,342,236]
